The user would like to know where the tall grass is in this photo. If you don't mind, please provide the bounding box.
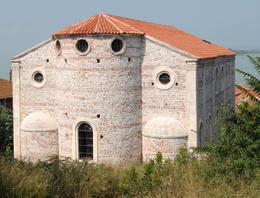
[0,150,259,198]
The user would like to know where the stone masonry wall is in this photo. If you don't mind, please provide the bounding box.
[142,137,187,161]
[21,130,58,162]
[141,39,190,127]
[19,34,143,163]
[197,56,235,146]
[16,33,235,163]
[141,38,191,158]
[19,41,59,161]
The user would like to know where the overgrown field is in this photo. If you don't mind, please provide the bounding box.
[0,150,259,198]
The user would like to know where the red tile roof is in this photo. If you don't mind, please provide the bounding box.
[235,84,259,113]
[52,13,236,59]
[52,13,144,36]
[0,78,12,99]
[235,84,259,99]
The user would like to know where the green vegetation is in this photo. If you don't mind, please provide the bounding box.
[0,104,13,155]
[0,56,259,197]
[193,54,260,193]
[236,55,260,103]
[193,103,260,176]
[0,151,259,198]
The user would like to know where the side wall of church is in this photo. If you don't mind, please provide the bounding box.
[18,35,143,163]
[19,42,58,120]
[19,41,59,161]
[141,38,191,160]
[196,55,235,146]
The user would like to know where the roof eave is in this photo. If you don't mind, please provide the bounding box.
[0,97,12,100]
[197,53,236,59]
[52,32,144,38]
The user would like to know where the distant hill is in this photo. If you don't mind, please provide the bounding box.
[229,48,260,54]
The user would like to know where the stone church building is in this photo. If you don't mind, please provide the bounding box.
[11,13,236,163]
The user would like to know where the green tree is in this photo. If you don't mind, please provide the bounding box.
[236,55,260,103]
[0,105,13,154]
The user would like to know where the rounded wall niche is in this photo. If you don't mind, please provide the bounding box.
[143,117,187,139]
[29,67,47,88]
[152,66,176,90]
[21,112,58,162]
[142,117,188,162]
[109,37,126,55]
[21,112,58,132]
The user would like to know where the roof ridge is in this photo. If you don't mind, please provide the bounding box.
[106,14,144,34]
[95,13,102,33]
[239,84,252,91]
[106,13,176,29]
[103,13,123,33]
[73,14,97,33]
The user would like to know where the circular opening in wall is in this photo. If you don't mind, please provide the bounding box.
[76,39,88,53]
[29,68,47,88]
[153,66,176,90]
[75,39,91,55]
[112,39,123,52]
[34,72,44,83]
[110,38,126,55]
[158,72,171,85]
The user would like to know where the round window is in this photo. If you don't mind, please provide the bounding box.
[152,66,176,90]
[158,72,171,85]
[76,39,88,53]
[112,39,123,52]
[75,39,91,55]
[29,68,47,88]
[110,38,126,55]
[34,72,44,83]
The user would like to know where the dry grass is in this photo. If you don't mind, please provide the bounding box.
[0,154,259,198]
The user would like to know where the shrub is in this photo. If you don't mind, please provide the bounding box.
[194,104,260,176]
[0,105,13,155]
[194,55,260,177]
[0,152,259,197]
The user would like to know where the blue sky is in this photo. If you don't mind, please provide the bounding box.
[1,0,260,80]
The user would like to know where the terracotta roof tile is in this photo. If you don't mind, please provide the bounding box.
[235,84,260,113]
[52,13,236,59]
[52,13,144,37]
[0,78,12,99]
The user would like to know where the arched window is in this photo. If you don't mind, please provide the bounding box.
[78,123,93,159]
[72,118,98,162]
